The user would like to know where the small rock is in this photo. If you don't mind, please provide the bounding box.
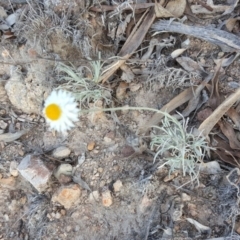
[103,136,112,143]
[121,145,135,157]
[113,179,123,192]
[104,132,115,143]
[9,161,18,177]
[52,146,71,159]
[187,203,198,217]
[139,194,153,213]
[0,176,15,188]
[66,226,72,232]
[87,141,95,151]
[55,212,61,219]
[181,193,191,202]
[17,155,52,192]
[163,172,178,182]
[102,189,113,207]
[116,82,129,100]
[57,174,72,184]
[129,83,141,92]
[98,167,103,173]
[89,190,100,202]
[54,164,73,180]
[52,184,81,209]
[0,120,7,129]
[60,209,66,216]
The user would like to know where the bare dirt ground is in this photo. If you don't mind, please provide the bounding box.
[1,0,240,239]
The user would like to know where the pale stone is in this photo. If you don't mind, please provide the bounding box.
[182,193,191,202]
[113,179,123,192]
[102,190,113,207]
[87,141,95,151]
[54,164,72,180]
[52,184,81,209]
[52,146,71,159]
[9,161,18,177]
[17,155,52,192]
[89,190,99,202]
[0,176,16,188]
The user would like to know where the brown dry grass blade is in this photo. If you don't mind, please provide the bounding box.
[198,88,240,137]
[213,136,240,167]
[100,8,156,83]
[218,120,240,150]
[138,86,196,134]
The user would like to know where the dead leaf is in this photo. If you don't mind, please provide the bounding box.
[218,120,240,150]
[197,108,213,122]
[213,136,240,167]
[186,218,211,235]
[208,61,223,110]
[120,64,134,82]
[2,31,16,40]
[138,86,197,134]
[0,6,7,18]
[116,82,129,100]
[213,53,239,67]
[176,57,205,76]
[227,107,240,130]
[171,48,186,59]
[155,2,174,18]
[175,73,213,118]
[166,0,186,18]
[100,8,156,83]
[198,87,240,136]
[116,14,132,38]
[226,17,240,32]
[141,38,159,60]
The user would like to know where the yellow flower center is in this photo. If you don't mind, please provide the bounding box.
[45,103,62,120]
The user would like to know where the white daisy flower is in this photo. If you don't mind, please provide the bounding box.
[43,90,79,133]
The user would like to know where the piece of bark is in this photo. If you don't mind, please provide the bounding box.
[152,20,240,52]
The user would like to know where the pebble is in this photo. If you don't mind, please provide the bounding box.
[102,189,113,207]
[0,176,16,188]
[55,212,61,219]
[52,184,81,209]
[103,136,112,143]
[60,209,66,216]
[98,167,103,173]
[9,161,18,177]
[99,181,105,188]
[17,155,52,192]
[52,146,71,159]
[54,164,73,181]
[89,190,100,202]
[116,82,129,100]
[87,141,95,151]
[66,226,72,232]
[113,179,123,192]
[0,120,7,129]
[129,83,141,92]
[181,193,191,202]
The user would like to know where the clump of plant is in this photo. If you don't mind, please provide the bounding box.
[150,113,211,181]
[56,57,111,108]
